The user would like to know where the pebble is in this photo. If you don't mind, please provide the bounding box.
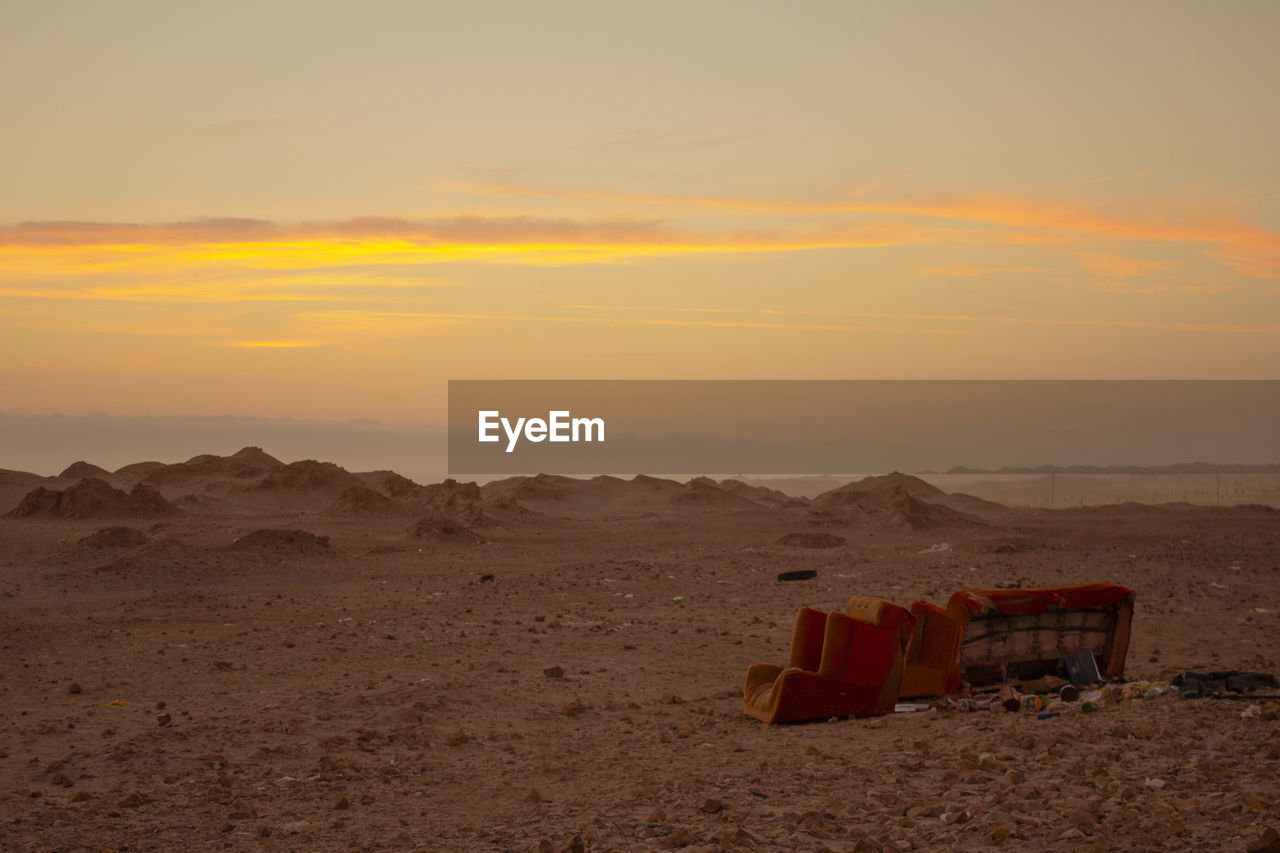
[1247,827,1280,853]
[118,792,148,809]
[557,835,585,853]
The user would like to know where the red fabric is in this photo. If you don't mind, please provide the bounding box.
[949,582,1134,618]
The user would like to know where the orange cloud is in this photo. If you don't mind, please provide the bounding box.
[1077,252,1175,278]
[466,182,1280,278]
[291,309,976,337]
[582,305,1280,335]
[0,211,1072,285]
[216,340,326,349]
[918,264,1045,278]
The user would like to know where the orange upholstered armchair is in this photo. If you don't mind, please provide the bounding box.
[743,597,915,723]
[899,600,964,699]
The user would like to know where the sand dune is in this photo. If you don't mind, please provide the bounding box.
[142,446,284,488]
[58,460,111,479]
[323,485,400,515]
[10,478,178,519]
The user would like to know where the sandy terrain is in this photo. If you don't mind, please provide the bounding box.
[2,450,1278,851]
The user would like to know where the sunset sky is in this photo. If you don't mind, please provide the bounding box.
[2,1,1278,427]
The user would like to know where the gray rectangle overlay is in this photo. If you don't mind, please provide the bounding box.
[447,380,1279,476]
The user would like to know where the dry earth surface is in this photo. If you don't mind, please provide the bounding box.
[2,450,1279,852]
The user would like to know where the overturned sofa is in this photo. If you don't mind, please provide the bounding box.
[900,582,1135,698]
[744,582,1135,723]
[743,597,915,723]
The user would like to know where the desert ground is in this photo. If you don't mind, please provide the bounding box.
[1,449,1278,852]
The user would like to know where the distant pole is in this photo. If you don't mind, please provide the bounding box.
[1050,473,1055,508]
[1216,471,1220,506]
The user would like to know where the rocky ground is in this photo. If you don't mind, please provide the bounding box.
[1,451,1278,851]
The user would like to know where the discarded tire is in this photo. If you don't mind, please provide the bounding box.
[777,570,818,582]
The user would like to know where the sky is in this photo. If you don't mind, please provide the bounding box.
[2,0,1278,435]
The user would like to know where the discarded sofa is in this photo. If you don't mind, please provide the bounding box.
[899,582,1135,697]
[743,596,915,723]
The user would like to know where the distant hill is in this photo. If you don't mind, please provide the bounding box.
[937,462,1280,475]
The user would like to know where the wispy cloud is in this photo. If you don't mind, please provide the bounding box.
[464,182,1280,278]
[918,264,1045,278]
[575,304,1280,335]
[586,127,757,151]
[291,309,976,338]
[1077,251,1175,279]
[216,340,326,349]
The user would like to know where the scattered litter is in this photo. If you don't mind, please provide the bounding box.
[1037,711,1061,720]
[894,702,930,713]
[776,570,818,582]
[671,595,687,603]
[918,543,951,553]
[1065,649,1101,686]
[1173,670,1279,698]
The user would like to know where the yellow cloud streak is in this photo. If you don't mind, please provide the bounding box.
[576,305,1280,335]
[292,309,976,337]
[470,182,1280,278]
[217,340,327,349]
[0,216,1067,286]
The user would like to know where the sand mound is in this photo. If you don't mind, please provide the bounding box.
[59,461,111,479]
[420,478,483,507]
[172,493,234,512]
[127,484,176,515]
[483,494,544,516]
[378,472,422,499]
[408,516,485,544]
[810,488,882,512]
[814,473,945,504]
[511,474,582,502]
[77,526,149,549]
[251,459,362,492]
[10,479,179,519]
[889,487,985,531]
[227,446,282,467]
[412,479,497,526]
[629,474,683,492]
[113,460,165,477]
[110,461,166,487]
[482,474,584,502]
[808,483,985,531]
[325,486,398,515]
[228,528,331,553]
[931,492,1008,514]
[718,479,794,506]
[669,481,758,509]
[776,531,846,548]
[958,536,1036,554]
[145,446,283,486]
